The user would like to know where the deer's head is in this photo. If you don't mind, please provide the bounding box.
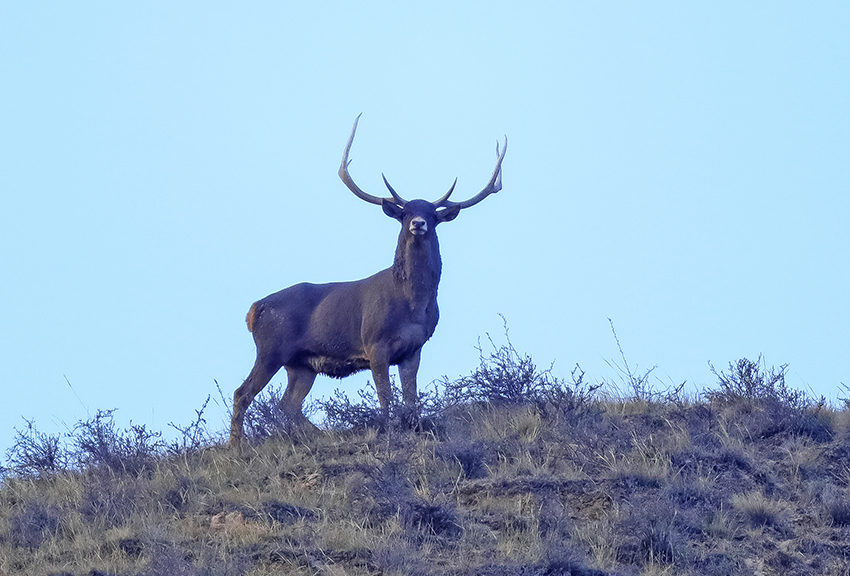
[338,114,507,235]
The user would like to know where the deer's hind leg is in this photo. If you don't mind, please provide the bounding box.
[230,358,280,446]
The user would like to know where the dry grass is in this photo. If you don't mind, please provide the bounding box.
[1,352,845,575]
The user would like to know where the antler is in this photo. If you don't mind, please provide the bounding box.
[339,114,407,206]
[380,174,409,205]
[431,178,458,206]
[340,115,507,210]
[436,137,507,209]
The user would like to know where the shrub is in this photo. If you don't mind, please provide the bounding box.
[320,383,388,431]
[319,378,441,431]
[3,411,168,478]
[439,320,600,412]
[167,395,214,454]
[320,320,599,431]
[71,409,164,474]
[439,325,552,406]
[706,356,831,441]
[604,318,661,404]
[706,356,802,407]
[536,364,603,421]
[3,419,68,478]
[242,383,301,438]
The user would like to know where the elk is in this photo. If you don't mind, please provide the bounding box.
[229,115,506,445]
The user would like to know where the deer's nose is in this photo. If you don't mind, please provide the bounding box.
[410,217,428,234]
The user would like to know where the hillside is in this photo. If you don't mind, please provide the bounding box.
[2,340,849,576]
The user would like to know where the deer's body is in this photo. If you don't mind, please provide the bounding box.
[229,117,505,445]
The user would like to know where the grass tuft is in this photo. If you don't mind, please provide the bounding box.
[2,331,849,575]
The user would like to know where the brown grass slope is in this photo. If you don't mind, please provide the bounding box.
[3,348,850,576]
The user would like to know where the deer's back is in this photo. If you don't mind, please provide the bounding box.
[248,269,437,377]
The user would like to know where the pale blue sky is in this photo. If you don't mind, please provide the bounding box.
[2,3,848,454]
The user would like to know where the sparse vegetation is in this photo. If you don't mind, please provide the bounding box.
[1,329,847,575]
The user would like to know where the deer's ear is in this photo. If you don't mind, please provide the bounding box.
[381,199,404,221]
[436,205,460,223]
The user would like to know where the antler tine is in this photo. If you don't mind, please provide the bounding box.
[440,136,507,210]
[432,178,458,207]
[381,174,408,206]
[338,114,392,206]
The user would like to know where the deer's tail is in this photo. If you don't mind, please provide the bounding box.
[246,302,259,333]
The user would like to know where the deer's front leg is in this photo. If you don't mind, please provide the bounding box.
[370,360,393,417]
[368,348,393,416]
[397,349,423,429]
[397,348,421,407]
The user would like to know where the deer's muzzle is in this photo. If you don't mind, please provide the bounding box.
[409,217,428,235]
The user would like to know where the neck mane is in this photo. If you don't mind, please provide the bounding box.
[392,232,442,307]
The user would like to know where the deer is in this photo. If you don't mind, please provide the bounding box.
[229,115,506,446]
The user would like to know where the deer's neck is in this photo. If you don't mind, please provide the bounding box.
[393,234,442,309]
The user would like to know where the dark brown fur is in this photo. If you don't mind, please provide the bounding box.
[229,200,459,444]
[228,118,505,446]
